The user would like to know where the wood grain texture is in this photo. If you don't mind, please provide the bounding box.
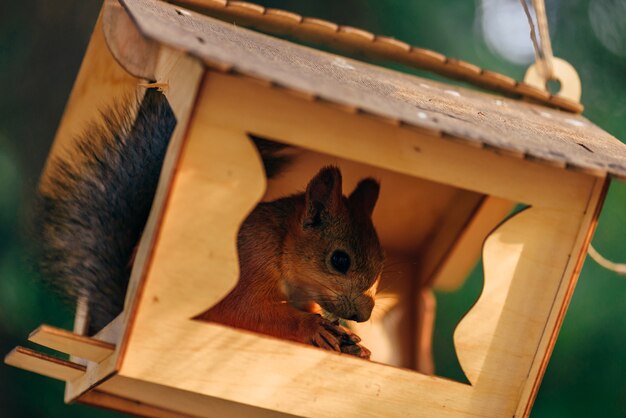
[102,0,160,80]
[120,0,626,180]
[99,375,296,418]
[115,45,204,367]
[173,0,582,113]
[455,177,607,416]
[5,347,86,381]
[456,209,580,407]
[201,72,595,211]
[524,57,582,103]
[425,196,515,291]
[29,325,115,363]
[128,125,266,322]
[417,193,486,288]
[414,288,436,374]
[515,177,609,417]
[78,390,197,418]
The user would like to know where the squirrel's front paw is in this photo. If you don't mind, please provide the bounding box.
[306,316,371,359]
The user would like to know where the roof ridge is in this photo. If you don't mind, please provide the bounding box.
[174,0,583,113]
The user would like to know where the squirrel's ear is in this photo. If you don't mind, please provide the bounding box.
[304,166,343,227]
[349,178,380,218]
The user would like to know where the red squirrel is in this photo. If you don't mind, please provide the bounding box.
[34,89,383,358]
[199,166,383,357]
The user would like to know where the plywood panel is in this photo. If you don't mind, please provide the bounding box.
[5,347,86,381]
[29,325,115,363]
[78,390,197,418]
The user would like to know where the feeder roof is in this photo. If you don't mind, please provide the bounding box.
[121,0,626,180]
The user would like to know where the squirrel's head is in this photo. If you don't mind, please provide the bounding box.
[282,166,384,322]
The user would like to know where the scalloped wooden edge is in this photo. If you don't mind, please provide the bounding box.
[174,0,583,113]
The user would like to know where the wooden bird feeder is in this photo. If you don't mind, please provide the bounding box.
[6,0,626,417]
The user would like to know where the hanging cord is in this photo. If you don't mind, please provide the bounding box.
[520,1,624,274]
[588,245,626,275]
[532,0,554,79]
[519,0,554,80]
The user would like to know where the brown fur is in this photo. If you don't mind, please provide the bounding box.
[197,166,384,357]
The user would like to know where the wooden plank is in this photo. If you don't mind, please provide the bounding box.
[426,196,515,291]
[73,296,90,337]
[414,288,436,375]
[102,0,160,80]
[417,192,486,289]
[123,323,479,417]
[201,72,595,211]
[515,176,609,417]
[99,376,296,418]
[115,46,205,354]
[121,0,626,179]
[28,325,115,363]
[65,315,124,402]
[129,123,266,321]
[4,347,86,381]
[454,178,607,415]
[78,389,197,418]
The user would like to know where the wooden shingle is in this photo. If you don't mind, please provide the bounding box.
[121,0,626,180]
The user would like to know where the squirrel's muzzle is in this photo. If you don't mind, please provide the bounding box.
[334,294,374,322]
[352,294,375,322]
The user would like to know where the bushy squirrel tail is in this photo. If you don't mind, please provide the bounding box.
[34,89,175,334]
[33,89,293,335]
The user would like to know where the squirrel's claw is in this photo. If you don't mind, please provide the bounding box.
[321,320,361,344]
[329,321,362,344]
[304,314,371,359]
[340,343,371,359]
[311,317,370,360]
[312,327,342,351]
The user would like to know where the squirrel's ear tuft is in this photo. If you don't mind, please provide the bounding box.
[304,166,343,227]
[349,178,380,218]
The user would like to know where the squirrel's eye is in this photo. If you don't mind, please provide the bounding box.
[330,250,351,274]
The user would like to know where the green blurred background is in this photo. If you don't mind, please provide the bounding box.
[1,0,625,416]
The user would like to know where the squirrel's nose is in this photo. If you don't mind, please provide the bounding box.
[349,295,375,322]
[351,309,372,323]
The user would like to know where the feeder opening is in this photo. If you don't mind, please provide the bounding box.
[188,136,517,379]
